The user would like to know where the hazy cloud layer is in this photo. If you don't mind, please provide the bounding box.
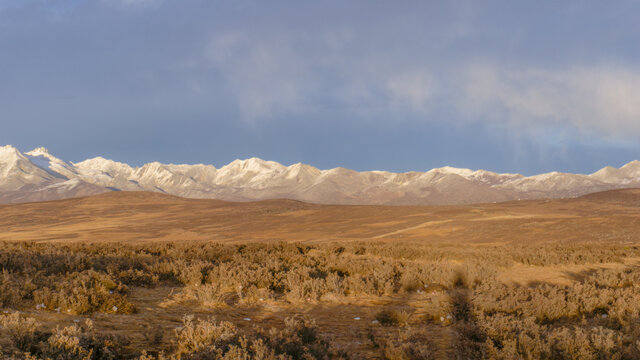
[0,1,639,174]
[461,65,640,139]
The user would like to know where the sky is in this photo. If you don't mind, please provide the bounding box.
[1,0,639,175]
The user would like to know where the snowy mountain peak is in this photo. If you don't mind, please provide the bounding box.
[288,162,319,172]
[1,144,640,205]
[0,144,17,151]
[590,161,640,183]
[74,156,109,166]
[620,160,640,179]
[0,145,68,190]
[284,163,321,181]
[621,160,640,170]
[26,147,51,156]
[591,166,618,177]
[0,145,21,158]
[26,147,63,163]
[0,146,24,175]
[74,157,134,174]
[224,157,286,172]
[428,166,475,178]
[76,156,124,167]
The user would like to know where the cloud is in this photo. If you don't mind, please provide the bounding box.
[386,70,434,111]
[206,33,310,123]
[460,64,640,139]
[205,31,438,123]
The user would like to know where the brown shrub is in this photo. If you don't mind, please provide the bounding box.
[375,310,412,327]
[0,312,42,353]
[172,315,346,360]
[32,270,135,315]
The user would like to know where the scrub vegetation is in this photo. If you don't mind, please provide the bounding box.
[1,241,640,359]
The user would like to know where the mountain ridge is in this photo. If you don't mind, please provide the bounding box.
[1,144,639,205]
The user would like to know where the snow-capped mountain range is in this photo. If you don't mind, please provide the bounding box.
[1,144,639,205]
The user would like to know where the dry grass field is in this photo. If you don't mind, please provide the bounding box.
[1,189,640,359]
[2,189,639,245]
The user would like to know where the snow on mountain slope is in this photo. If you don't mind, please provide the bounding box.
[0,145,64,191]
[467,170,523,186]
[502,172,610,198]
[214,158,287,188]
[0,178,107,204]
[73,157,141,191]
[1,144,639,204]
[591,166,623,183]
[24,147,78,179]
[74,157,135,178]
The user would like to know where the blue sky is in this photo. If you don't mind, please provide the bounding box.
[1,0,639,175]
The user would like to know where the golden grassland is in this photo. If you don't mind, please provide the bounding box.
[1,189,639,245]
[0,189,640,359]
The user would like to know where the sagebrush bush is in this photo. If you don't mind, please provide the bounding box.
[375,310,411,327]
[0,315,128,360]
[32,270,135,315]
[480,314,640,359]
[170,315,346,360]
[173,315,238,357]
[0,312,42,353]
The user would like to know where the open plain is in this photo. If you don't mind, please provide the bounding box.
[2,189,639,245]
[1,189,640,359]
